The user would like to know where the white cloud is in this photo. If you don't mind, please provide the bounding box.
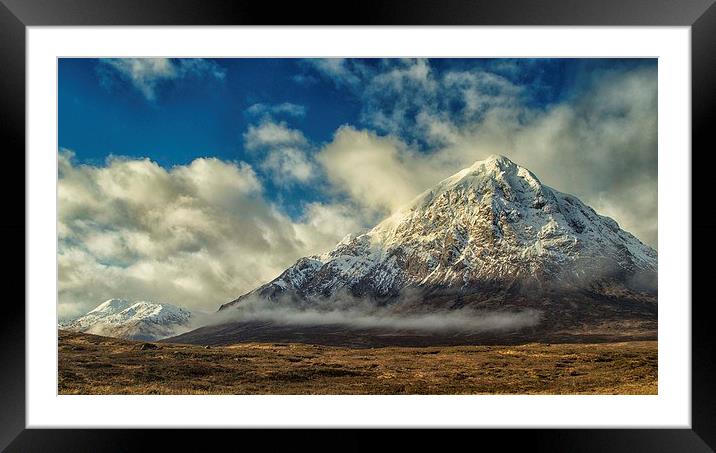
[304,58,526,147]
[293,202,367,255]
[243,121,308,151]
[245,102,307,118]
[243,120,316,185]
[98,58,226,101]
[261,147,315,185]
[303,58,363,87]
[317,127,435,214]
[57,151,359,319]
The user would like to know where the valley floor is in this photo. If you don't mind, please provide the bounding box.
[58,330,657,395]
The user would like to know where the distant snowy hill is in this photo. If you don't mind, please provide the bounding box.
[221,154,657,313]
[60,299,194,341]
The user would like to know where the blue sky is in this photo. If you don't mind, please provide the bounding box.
[59,58,652,164]
[57,58,657,317]
[60,58,358,166]
[58,58,655,213]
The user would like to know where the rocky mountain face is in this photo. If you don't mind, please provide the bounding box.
[60,299,194,341]
[220,155,656,321]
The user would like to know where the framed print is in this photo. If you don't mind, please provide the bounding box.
[3,0,714,450]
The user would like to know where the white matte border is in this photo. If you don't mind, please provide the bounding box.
[27,26,691,428]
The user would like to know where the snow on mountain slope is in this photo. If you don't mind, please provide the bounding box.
[221,155,657,311]
[60,300,194,341]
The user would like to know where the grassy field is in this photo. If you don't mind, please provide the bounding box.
[58,330,657,395]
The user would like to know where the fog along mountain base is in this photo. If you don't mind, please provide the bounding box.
[169,155,657,347]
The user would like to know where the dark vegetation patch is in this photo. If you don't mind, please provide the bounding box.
[58,330,657,395]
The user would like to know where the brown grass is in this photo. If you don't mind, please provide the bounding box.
[58,330,657,395]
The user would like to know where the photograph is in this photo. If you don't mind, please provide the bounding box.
[57,57,658,395]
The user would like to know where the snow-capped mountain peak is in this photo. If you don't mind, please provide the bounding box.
[221,155,657,313]
[86,298,132,316]
[60,300,194,341]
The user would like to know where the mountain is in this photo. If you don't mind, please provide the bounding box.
[221,155,656,307]
[60,299,194,341]
[171,155,657,346]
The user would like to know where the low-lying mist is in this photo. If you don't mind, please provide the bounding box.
[206,292,541,334]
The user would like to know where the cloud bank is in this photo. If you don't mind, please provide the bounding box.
[211,293,542,334]
[58,151,362,319]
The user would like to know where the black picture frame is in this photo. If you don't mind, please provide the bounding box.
[2,0,713,451]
